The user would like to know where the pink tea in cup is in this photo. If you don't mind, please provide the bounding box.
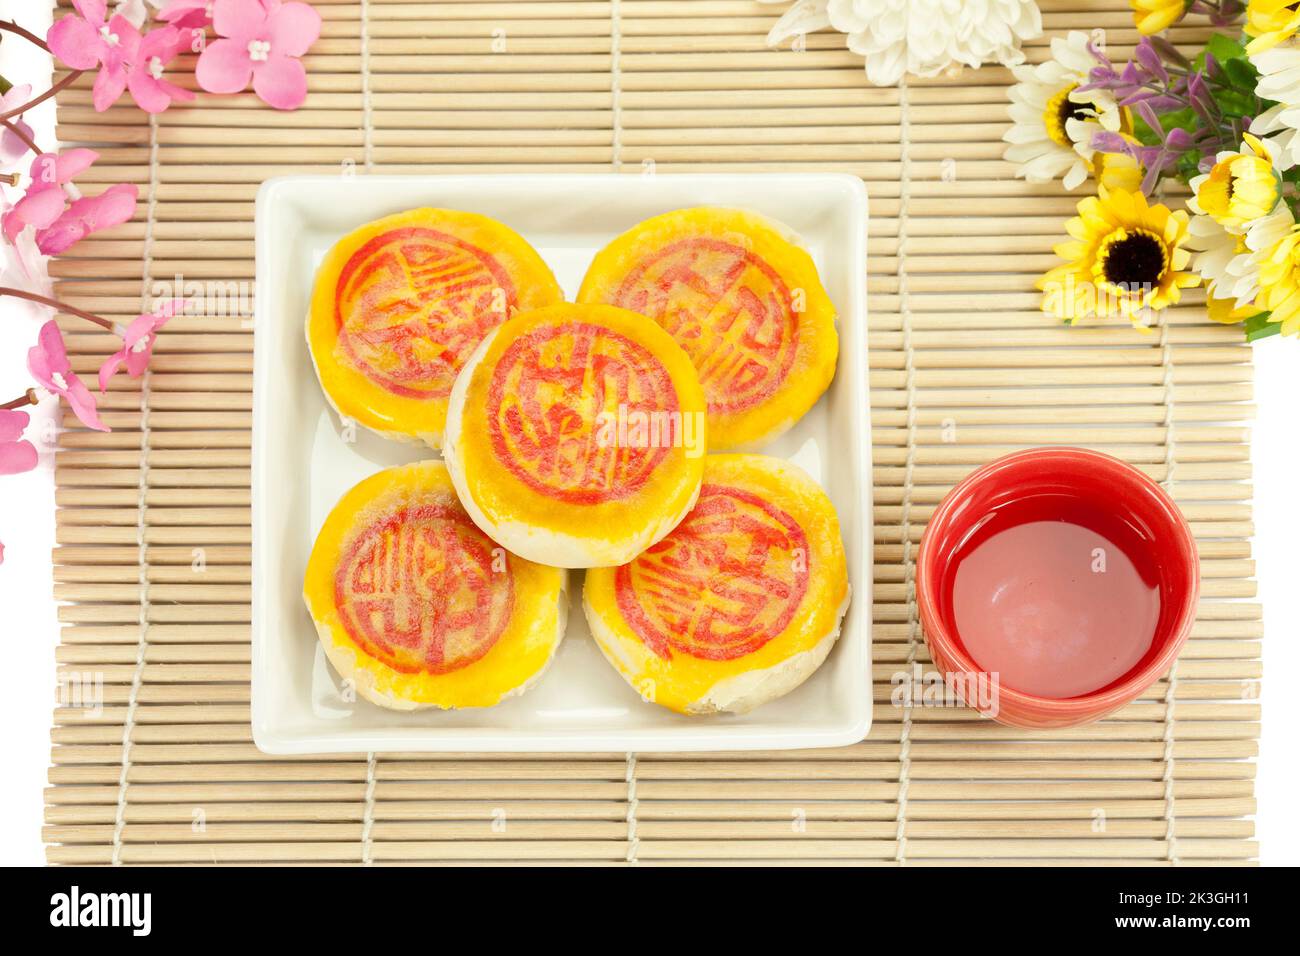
[947,504,1161,699]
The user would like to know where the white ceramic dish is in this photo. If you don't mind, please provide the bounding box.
[252,173,872,753]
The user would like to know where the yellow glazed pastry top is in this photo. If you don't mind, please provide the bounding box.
[443,303,707,568]
[303,460,566,710]
[584,454,849,714]
[577,207,838,450]
[307,208,562,447]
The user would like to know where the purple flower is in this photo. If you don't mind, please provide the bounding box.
[1134,39,1169,86]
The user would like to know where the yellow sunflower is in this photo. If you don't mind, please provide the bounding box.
[1189,134,1281,233]
[1131,0,1188,35]
[1254,224,1300,335]
[1039,186,1199,325]
[1245,0,1300,54]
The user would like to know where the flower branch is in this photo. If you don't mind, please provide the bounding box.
[0,1,323,564]
[0,287,116,330]
[1004,4,1300,340]
[0,390,39,412]
[0,19,51,52]
[0,71,83,123]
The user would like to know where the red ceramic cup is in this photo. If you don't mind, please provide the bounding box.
[915,447,1199,728]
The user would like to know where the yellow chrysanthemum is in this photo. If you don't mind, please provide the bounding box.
[1191,134,1281,232]
[1245,0,1300,54]
[1093,117,1144,192]
[1131,0,1188,34]
[1254,224,1300,335]
[1039,186,1200,326]
[1096,150,1144,192]
[1206,286,1267,325]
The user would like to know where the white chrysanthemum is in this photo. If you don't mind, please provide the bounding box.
[1002,31,1122,190]
[1188,214,1251,302]
[1249,103,1300,171]
[761,0,1042,87]
[1252,41,1300,111]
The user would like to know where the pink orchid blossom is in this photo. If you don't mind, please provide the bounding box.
[0,85,37,172]
[0,215,47,290]
[48,0,144,112]
[1,149,99,245]
[28,321,109,433]
[1,148,139,255]
[112,0,154,29]
[195,0,321,111]
[98,298,187,391]
[126,26,197,114]
[36,183,138,255]
[0,409,39,476]
[159,0,214,30]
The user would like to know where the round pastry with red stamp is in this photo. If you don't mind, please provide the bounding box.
[303,460,567,710]
[443,302,707,569]
[577,207,838,451]
[306,208,562,448]
[584,453,850,715]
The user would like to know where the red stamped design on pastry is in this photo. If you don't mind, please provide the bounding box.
[335,227,515,399]
[486,321,679,505]
[614,484,810,660]
[334,503,513,674]
[611,238,798,415]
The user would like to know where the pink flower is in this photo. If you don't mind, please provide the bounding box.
[1,149,139,255]
[0,85,36,172]
[48,1,144,113]
[0,409,38,476]
[99,299,187,391]
[195,0,321,111]
[28,321,109,433]
[1,150,97,245]
[0,214,46,290]
[35,183,139,255]
[113,0,153,29]
[126,27,197,114]
[159,0,214,30]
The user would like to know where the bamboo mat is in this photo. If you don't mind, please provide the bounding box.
[42,0,1260,865]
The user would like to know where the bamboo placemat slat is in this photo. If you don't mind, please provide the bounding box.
[43,0,1259,865]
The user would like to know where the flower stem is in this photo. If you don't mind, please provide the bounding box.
[0,20,50,53]
[0,287,115,331]
[0,389,39,411]
[0,117,39,155]
[0,70,83,123]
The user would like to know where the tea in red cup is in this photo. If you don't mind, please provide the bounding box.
[916,447,1199,728]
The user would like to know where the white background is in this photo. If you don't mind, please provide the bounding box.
[1,6,1296,865]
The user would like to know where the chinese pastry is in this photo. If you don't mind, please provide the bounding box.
[443,302,707,568]
[303,461,567,710]
[307,208,562,447]
[584,454,849,715]
[578,207,838,450]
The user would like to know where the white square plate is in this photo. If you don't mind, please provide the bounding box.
[252,174,871,753]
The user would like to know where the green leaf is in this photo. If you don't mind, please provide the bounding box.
[1176,149,1204,179]
[1224,56,1260,91]
[1244,311,1282,342]
[1204,33,1248,65]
